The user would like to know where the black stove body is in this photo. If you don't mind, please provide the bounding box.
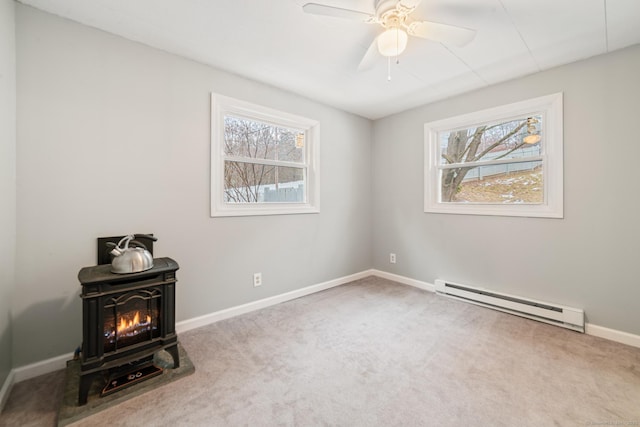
[77,257,179,405]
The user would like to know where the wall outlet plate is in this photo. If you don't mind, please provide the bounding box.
[253,272,262,287]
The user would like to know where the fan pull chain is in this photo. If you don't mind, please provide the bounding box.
[396,27,401,65]
[387,28,401,81]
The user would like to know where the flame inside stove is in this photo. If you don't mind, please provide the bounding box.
[104,302,161,354]
[117,311,152,335]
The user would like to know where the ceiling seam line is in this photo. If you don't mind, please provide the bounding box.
[441,44,488,86]
[497,0,541,72]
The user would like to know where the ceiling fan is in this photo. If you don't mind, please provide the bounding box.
[302,0,477,72]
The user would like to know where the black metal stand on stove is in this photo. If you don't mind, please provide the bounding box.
[77,257,180,406]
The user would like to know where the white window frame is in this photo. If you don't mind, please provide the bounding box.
[211,93,320,217]
[424,92,563,218]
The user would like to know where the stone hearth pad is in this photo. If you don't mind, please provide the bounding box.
[57,343,195,426]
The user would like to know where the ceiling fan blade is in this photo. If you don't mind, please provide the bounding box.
[357,36,380,72]
[407,20,476,47]
[398,0,422,10]
[302,3,375,22]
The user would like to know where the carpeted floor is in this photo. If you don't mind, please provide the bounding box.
[2,276,640,426]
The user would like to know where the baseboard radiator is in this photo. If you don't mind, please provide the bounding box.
[434,279,585,333]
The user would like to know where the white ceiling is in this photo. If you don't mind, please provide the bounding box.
[17,0,640,119]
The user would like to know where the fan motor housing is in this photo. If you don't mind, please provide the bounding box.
[376,0,414,28]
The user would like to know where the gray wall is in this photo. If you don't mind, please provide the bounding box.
[10,3,640,371]
[372,44,640,335]
[14,5,372,366]
[0,0,16,388]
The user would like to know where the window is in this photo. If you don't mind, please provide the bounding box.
[211,94,320,217]
[424,93,563,218]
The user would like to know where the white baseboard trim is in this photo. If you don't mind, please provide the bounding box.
[9,270,374,385]
[8,269,640,385]
[176,269,375,334]
[13,352,72,383]
[0,370,15,413]
[372,269,640,349]
[371,269,435,292]
[585,323,640,348]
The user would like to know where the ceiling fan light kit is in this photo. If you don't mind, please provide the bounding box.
[303,0,477,75]
[378,27,408,57]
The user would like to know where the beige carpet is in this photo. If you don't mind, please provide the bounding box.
[2,276,640,426]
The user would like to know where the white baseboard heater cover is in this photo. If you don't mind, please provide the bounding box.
[434,279,585,333]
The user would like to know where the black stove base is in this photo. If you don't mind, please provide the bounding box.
[57,345,195,427]
[79,342,179,405]
[101,362,163,397]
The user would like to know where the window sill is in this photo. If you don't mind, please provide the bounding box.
[424,202,563,218]
[211,204,320,218]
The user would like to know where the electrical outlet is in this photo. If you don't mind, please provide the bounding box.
[390,253,396,264]
[253,272,262,287]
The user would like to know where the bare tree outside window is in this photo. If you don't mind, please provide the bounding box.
[439,114,543,204]
[424,93,563,218]
[211,93,320,217]
[223,115,305,203]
